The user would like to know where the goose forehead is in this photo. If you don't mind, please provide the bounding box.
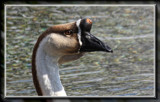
[50,22,76,32]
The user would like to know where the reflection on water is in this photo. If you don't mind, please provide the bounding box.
[6,6,155,96]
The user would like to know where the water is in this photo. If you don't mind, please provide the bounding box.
[6,6,155,97]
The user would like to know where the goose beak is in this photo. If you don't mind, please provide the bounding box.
[80,32,113,53]
[78,18,113,53]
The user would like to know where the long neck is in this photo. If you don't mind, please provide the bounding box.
[33,36,66,96]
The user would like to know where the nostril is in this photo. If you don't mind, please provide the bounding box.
[86,35,91,39]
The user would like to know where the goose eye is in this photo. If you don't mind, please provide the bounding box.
[64,30,73,35]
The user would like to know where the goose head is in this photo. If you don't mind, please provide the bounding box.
[32,18,113,96]
[42,18,112,58]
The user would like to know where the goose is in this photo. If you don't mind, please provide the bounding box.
[32,18,113,96]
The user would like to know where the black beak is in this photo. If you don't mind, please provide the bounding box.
[80,32,113,53]
[78,18,113,53]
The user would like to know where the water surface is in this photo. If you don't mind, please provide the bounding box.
[6,6,155,97]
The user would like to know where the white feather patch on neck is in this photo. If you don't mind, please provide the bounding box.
[76,19,82,47]
[36,35,67,96]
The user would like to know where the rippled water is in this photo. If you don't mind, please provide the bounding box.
[6,5,155,97]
